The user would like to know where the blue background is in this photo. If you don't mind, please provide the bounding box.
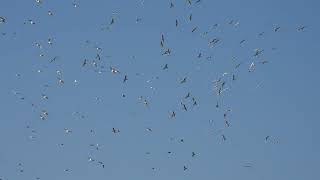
[0,0,319,179]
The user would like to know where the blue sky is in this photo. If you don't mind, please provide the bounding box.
[0,0,319,179]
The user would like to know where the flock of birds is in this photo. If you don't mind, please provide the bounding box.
[0,0,308,179]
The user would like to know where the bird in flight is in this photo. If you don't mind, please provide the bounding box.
[162,64,168,70]
[0,17,6,23]
[123,75,128,83]
[180,77,187,84]
[112,128,120,134]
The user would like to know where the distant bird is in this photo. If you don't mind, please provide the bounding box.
[192,97,197,106]
[170,111,176,118]
[162,48,171,56]
[183,165,188,171]
[82,59,88,67]
[162,64,168,70]
[187,0,192,5]
[123,75,128,83]
[160,40,164,47]
[48,11,53,16]
[222,134,226,141]
[50,56,58,63]
[232,74,236,81]
[191,27,198,32]
[181,102,188,111]
[192,152,196,157]
[249,62,255,72]
[35,0,42,4]
[48,38,53,45]
[189,14,192,21]
[240,40,246,44]
[274,26,280,32]
[298,26,307,32]
[265,136,270,141]
[0,16,6,23]
[110,18,115,25]
[185,92,191,99]
[110,66,120,74]
[175,19,178,27]
[180,77,187,84]
[170,2,174,8]
[112,128,120,134]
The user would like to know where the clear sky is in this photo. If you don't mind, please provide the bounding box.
[0,0,319,179]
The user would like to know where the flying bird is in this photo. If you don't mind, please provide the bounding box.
[0,17,6,23]
[123,75,128,83]
[180,77,187,84]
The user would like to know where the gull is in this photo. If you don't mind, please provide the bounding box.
[249,62,255,72]
[191,27,198,32]
[225,120,230,127]
[170,111,176,118]
[240,40,246,44]
[235,62,242,69]
[110,18,115,25]
[146,128,152,132]
[50,56,58,63]
[192,97,197,106]
[192,152,196,157]
[297,26,307,32]
[98,161,105,168]
[123,75,128,83]
[41,94,48,100]
[82,59,88,67]
[185,92,191,99]
[222,134,226,141]
[26,19,35,25]
[209,38,220,47]
[162,64,168,70]
[253,49,263,57]
[0,17,6,23]
[170,2,174,8]
[58,77,64,84]
[180,77,187,84]
[162,48,171,56]
[112,128,120,134]
[96,53,101,60]
[183,166,188,171]
[136,17,142,23]
[265,136,270,141]
[232,74,236,81]
[181,102,188,111]
[143,99,149,107]
[64,128,72,134]
[48,38,53,45]
[110,66,120,74]
[161,34,165,42]
[48,11,53,16]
